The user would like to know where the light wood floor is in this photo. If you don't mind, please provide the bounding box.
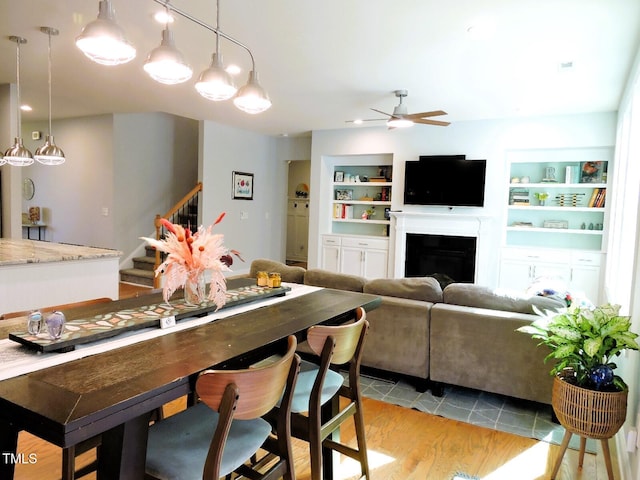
[11,283,617,479]
[13,394,616,480]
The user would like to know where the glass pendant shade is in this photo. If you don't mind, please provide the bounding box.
[76,0,136,66]
[144,28,192,85]
[195,53,237,101]
[35,135,65,165]
[233,70,272,114]
[4,138,34,166]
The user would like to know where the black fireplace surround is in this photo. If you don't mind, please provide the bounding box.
[405,233,477,285]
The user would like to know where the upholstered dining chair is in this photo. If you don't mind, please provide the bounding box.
[145,335,301,480]
[269,307,370,480]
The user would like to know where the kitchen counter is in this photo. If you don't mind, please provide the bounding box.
[0,239,122,315]
[0,239,121,266]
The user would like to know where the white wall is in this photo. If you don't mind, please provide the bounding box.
[19,112,199,259]
[22,114,114,247]
[200,121,286,276]
[309,112,617,285]
[113,113,198,257]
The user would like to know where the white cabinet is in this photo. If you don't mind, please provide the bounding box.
[321,235,341,273]
[498,247,602,303]
[322,235,389,278]
[339,236,389,279]
[286,199,309,262]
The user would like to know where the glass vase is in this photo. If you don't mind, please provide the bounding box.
[184,271,207,306]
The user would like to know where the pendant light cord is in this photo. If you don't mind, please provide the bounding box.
[47,31,53,136]
[15,40,22,139]
[215,0,220,57]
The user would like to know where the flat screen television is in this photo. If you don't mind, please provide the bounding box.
[404,155,486,207]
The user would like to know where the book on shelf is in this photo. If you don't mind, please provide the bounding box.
[509,188,530,205]
[333,203,354,219]
[588,188,606,207]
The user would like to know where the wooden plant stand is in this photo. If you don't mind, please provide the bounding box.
[550,376,627,480]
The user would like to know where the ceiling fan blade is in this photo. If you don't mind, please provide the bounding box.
[370,108,392,117]
[404,110,448,120]
[413,118,451,126]
[345,118,387,124]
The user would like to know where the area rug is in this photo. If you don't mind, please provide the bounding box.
[357,373,597,454]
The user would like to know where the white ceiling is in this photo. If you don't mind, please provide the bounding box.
[1,0,639,137]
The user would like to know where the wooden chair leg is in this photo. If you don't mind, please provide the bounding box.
[353,400,370,478]
[550,430,572,480]
[601,439,615,480]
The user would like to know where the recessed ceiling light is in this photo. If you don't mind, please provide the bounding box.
[20,105,32,112]
[353,119,363,125]
[154,10,175,24]
[225,64,241,75]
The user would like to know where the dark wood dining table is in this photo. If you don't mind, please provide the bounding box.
[0,279,381,479]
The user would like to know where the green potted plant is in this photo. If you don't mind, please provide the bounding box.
[518,303,638,478]
[518,303,638,391]
[534,191,549,206]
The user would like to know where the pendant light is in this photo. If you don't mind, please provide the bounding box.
[35,27,65,165]
[76,0,136,66]
[195,0,236,101]
[144,25,192,85]
[3,36,33,167]
[233,69,271,114]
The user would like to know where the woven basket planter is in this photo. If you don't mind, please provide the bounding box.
[552,375,627,439]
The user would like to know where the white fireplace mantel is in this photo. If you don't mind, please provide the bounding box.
[390,211,494,284]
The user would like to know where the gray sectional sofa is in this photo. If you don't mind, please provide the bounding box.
[241,259,564,405]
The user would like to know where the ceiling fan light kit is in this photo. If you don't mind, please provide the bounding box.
[348,89,450,130]
[76,0,271,114]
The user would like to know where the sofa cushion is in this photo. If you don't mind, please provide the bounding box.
[442,283,564,314]
[248,259,305,284]
[363,277,443,303]
[304,269,365,292]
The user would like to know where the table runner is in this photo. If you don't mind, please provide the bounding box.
[0,283,321,382]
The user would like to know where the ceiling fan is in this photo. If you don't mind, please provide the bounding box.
[346,90,450,129]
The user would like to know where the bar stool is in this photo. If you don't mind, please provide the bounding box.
[271,307,370,480]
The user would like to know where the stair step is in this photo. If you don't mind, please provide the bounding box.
[133,256,156,271]
[119,268,155,287]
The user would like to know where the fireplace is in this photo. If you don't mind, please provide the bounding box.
[405,233,477,283]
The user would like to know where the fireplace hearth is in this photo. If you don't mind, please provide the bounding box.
[405,233,477,284]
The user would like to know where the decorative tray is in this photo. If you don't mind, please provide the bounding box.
[9,284,291,353]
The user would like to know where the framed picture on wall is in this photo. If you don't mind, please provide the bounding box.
[232,171,254,200]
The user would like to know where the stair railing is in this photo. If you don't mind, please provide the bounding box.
[153,182,203,288]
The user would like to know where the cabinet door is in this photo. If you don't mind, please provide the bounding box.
[340,246,364,276]
[498,260,532,291]
[286,211,296,259]
[363,249,388,279]
[570,265,600,304]
[322,245,341,272]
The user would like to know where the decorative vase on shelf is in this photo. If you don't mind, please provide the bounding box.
[184,270,207,306]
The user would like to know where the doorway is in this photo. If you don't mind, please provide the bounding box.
[286,160,310,267]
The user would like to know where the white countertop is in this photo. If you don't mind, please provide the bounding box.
[0,239,122,266]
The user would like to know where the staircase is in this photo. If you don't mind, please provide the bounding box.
[119,246,158,287]
[119,183,202,287]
